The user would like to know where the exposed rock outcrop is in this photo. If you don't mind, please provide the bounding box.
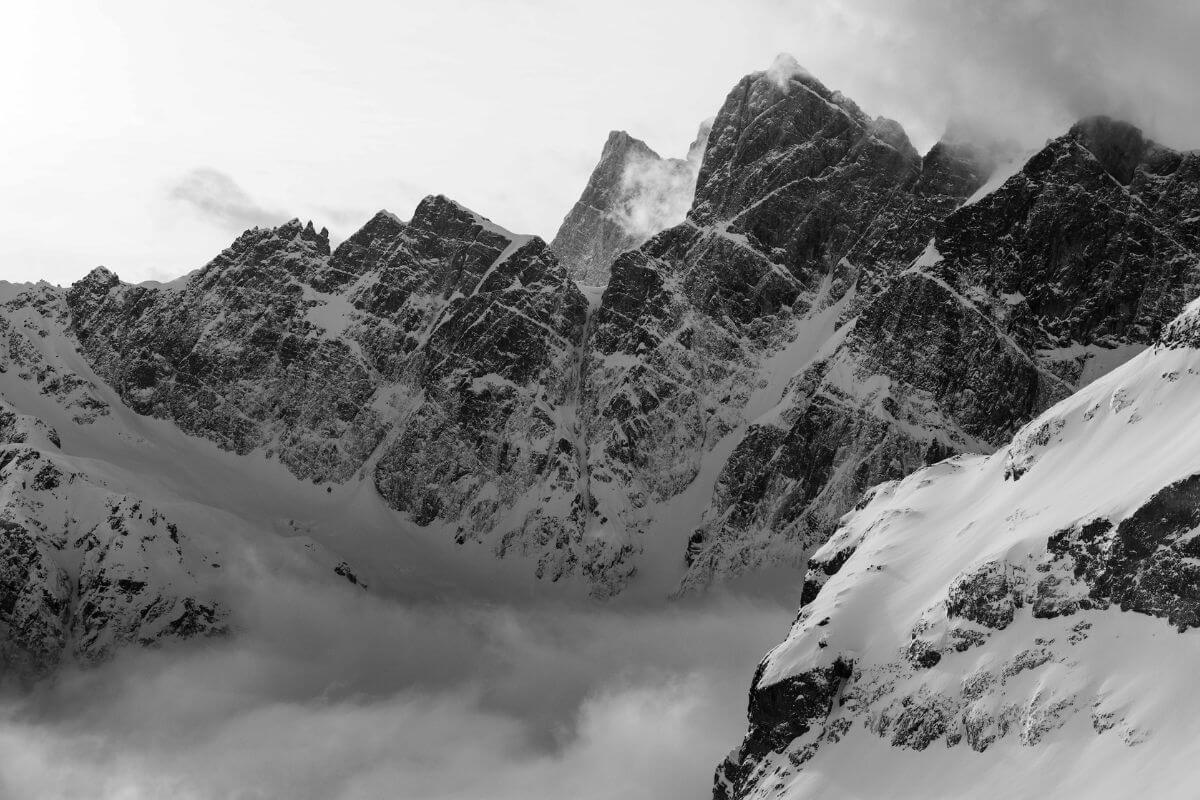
[0,286,224,679]
[27,56,1200,604]
[550,123,710,285]
[679,93,1200,593]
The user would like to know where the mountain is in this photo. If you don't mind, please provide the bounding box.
[550,123,710,285]
[716,295,1200,799]
[0,283,225,677]
[0,248,589,679]
[4,55,1199,664]
[63,197,641,593]
[594,58,1007,595]
[674,76,1200,593]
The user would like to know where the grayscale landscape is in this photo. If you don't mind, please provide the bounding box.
[3,2,1200,798]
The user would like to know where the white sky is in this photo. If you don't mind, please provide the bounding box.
[3,0,1197,285]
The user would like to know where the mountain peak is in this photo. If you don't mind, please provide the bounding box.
[65,267,123,325]
[411,194,478,229]
[599,130,662,166]
[78,266,121,288]
[915,123,1015,198]
[551,124,703,284]
[687,118,714,163]
[1068,115,1149,184]
[762,52,814,90]
[411,194,525,244]
[869,116,916,157]
[366,208,405,227]
[691,56,904,227]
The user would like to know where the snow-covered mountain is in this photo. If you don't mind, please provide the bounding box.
[4,54,1200,680]
[0,283,225,677]
[676,74,1200,594]
[65,198,625,592]
[0,269,586,680]
[716,293,1200,799]
[550,124,711,285]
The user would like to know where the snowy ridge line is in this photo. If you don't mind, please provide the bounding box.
[719,291,1200,798]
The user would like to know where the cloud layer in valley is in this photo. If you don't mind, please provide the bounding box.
[0,560,793,800]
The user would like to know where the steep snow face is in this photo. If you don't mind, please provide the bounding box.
[551,124,711,286]
[718,299,1200,798]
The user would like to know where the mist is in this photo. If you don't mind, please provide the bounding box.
[612,121,712,244]
[0,559,793,800]
[789,0,1200,152]
[169,168,287,234]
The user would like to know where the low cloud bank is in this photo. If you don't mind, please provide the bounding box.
[0,564,793,800]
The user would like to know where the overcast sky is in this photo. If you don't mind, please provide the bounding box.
[3,0,1198,285]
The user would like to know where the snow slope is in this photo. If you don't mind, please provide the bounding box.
[718,296,1200,797]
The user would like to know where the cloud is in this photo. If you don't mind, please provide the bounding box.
[786,0,1200,151]
[765,52,812,91]
[0,675,737,800]
[168,168,286,233]
[612,120,713,242]
[0,558,791,800]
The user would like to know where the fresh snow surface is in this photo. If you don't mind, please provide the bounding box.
[910,239,942,269]
[752,307,1200,797]
[1039,342,1151,386]
[302,283,360,339]
[576,283,606,312]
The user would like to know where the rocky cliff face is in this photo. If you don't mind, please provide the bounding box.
[550,123,710,285]
[590,58,1043,592]
[42,54,1200,606]
[676,88,1200,591]
[9,56,1195,610]
[717,296,1200,798]
[0,284,224,679]
[62,196,658,593]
